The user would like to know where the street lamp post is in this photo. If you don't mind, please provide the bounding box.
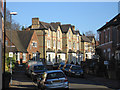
[9,11,17,85]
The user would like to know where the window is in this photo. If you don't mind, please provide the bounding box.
[73,42,75,50]
[77,43,79,50]
[48,54,51,62]
[32,42,37,47]
[48,30,50,36]
[69,42,71,49]
[23,53,26,61]
[58,41,60,49]
[17,52,20,61]
[53,40,55,48]
[108,29,110,42]
[58,55,60,59]
[77,36,79,41]
[99,32,101,44]
[104,30,105,43]
[58,30,60,38]
[47,40,50,48]
[69,31,71,39]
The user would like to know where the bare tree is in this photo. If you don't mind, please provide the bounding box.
[6,8,21,30]
[85,30,95,36]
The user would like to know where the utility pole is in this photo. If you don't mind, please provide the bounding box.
[2,0,6,89]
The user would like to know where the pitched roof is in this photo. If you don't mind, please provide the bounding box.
[81,35,91,42]
[86,36,95,41]
[60,24,72,33]
[73,30,81,35]
[40,21,55,31]
[50,22,61,31]
[6,30,34,52]
[17,30,34,49]
[97,13,120,31]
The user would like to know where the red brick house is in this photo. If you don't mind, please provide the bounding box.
[97,13,120,61]
[6,30,40,64]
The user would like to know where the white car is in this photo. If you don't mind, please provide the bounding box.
[37,70,69,89]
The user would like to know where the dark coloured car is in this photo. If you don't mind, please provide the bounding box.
[58,62,65,70]
[31,64,47,81]
[63,64,72,75]
[37,70,69,89]
[53,63,60,70]
[69,65,84,77]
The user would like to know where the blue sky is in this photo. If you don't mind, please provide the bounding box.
[6,2,118,35]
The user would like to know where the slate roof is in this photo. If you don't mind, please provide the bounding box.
[73,30,81,35]
[86,36,95,41]
[50,22,61,31]
[6,30,34,53]
[97,13,120,31]
[81,35,91,42]
[40,21,55,31]
[60,24,72,33]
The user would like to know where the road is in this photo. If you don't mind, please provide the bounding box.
[67,76,114,90]
[8,65,116,90]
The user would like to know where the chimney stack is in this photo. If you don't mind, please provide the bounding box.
[32,17,40,29]
[72,25,75,31]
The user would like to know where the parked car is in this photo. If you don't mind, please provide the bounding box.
[25,60,43,76]
[31,64,47,81]
[58,62,65,70]
[63,64,72,75]
[53,63,60,70]
[37,70,69,89]
[69,65,84,77]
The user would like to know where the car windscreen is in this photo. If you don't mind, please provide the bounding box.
[47,72,65,79]
[71,66,81,70]
[34,65,46,71]
[65,65,71,69]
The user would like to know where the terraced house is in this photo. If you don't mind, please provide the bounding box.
[26,18,85,64]
[5,17,96,65]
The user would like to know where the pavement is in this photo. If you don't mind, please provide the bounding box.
[7,65,37,90]
[86,74,120,89]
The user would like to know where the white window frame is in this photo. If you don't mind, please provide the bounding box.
[69,42,71,49]
[58,30,60,39]
[48,29,50,36]
[23,53,26,61]
[77,43,79,50]
[32,41,37,47]
[17,52,20,61]
[47,40,51,48]
[69,31,71,39]
[53,40,55,48]
[58,41,61,49]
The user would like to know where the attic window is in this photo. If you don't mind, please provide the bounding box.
[32,41,37,47]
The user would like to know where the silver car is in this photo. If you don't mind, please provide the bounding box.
[37,70,69,89]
